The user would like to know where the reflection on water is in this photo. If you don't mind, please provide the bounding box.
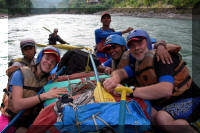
[0,14,193,100]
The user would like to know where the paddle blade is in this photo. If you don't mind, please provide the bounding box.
[43,27,52,33]
[36,44,84,50]
[94,82,116,103]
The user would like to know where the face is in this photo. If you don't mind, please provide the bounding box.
[40,54,57,73]
[128,39,148,61]
[53,30,58,36]
[22,46,35,60]
[106,45,123,60]
[101,15,111,27]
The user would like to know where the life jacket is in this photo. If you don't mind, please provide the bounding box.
[48,33,58,45]
[95,28,115,53]
[1,58,36,116]
[116,50,137,86]
[3,66,48,120]
[135,51,192,97]
[117,50,131,69]
[9,58,35,67]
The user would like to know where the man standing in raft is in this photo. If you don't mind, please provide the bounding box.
[94,12,133,63]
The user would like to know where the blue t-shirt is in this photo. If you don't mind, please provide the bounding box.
[95,28,122,59]
[95,28,122,44]
[9,70,23,92]
[102,58,112,67]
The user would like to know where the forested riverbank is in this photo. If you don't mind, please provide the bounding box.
[0,0,199,19]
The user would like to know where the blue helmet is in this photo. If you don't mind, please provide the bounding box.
[127,29,152,50]
[151,38,157,44]
[36,46,60,64]
[103,34,127,51]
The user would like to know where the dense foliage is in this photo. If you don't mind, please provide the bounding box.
[67,0,199,8]
[0,0,199,14]
[0,0,32,15]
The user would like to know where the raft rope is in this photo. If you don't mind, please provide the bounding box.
[92,114,99,131]
[72,106,113,133]
[61,79,114,133]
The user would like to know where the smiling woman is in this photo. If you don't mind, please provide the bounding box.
[1,46,67,133]
[39,49,59,73]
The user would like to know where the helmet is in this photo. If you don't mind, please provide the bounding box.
[151,38,157,44]
[20,39,36,50]
[127,29,152,50]
[103,34,127,51]
[36,46,60,64]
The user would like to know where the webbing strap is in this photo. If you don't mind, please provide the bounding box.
[92,114,99,132]
[96,116,112,128]
[85,53,91,72]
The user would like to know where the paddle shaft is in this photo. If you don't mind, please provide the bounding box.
[119,89,127,126]
[119,100,126,133]
[114,87,133,133]
[43,27,52,33]
[89,53,105,102]
[89,53,100,82]
[50,66,66,84]
[1,66,66,133]
[119,90,127,133]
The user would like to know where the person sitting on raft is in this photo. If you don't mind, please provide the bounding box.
[48,28,69,45]
[103,29,200,133]
[0,39,37,132]
[6,46,67,133]
[6,39,37,77]
[98,34,181,75]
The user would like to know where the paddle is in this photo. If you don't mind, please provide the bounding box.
[89,52,115,103]
[1,66,66,133]
[43,26,52,33]
[42,27,70,45]
[115,86,133,133]
[36,44,91,51]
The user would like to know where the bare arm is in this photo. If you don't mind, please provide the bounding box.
[6,66,20,77]
[12,86,67,112]
[133,82,173,100]
[97,65,113,74]
[103,68,128,92]
[166,43,181,53]
[12,86,40,112]
[155,40,182,64]
[57,35,69,44]
[121,27,133,34]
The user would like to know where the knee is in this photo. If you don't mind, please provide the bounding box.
[155,111,173,125]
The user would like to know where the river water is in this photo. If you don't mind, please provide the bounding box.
[0,14,193,103]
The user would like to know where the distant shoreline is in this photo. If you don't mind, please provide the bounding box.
[0,13,8,19]
[0,8,193,20]
[95,8,192,20]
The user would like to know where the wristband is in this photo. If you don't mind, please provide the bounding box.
[38,94,42,103]
[154,40,167,49]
